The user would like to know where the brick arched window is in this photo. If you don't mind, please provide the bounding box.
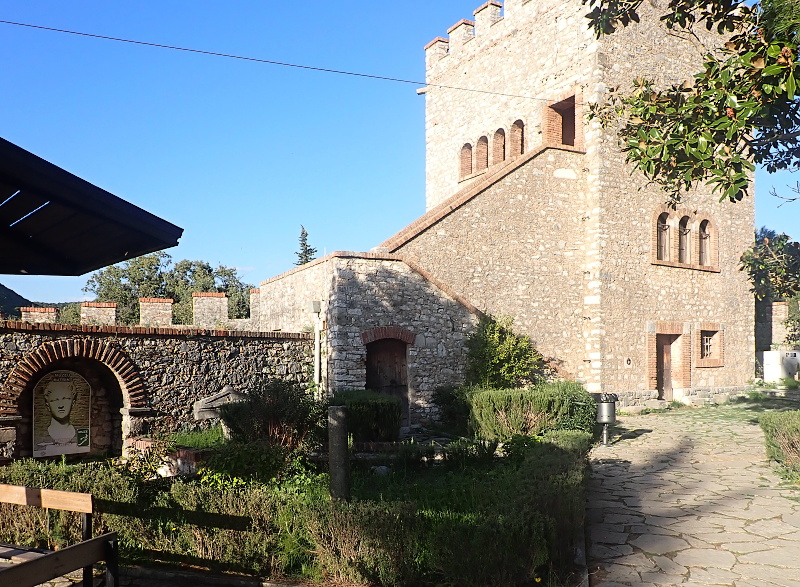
[493,128,506,164]
[678,216,691,264]
[476,136,489,171]
[511,120,524,155]
[657,212,670,261]
[460,143,473,178]
[699,219,711,266]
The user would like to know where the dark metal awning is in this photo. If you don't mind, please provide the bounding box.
[0,137,183,276]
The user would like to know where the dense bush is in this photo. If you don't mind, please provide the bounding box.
[432,384,479,435]
[465,314,544,388]
[330,389,402,442]
[469,381,597,440]
[218,378,325,450]
[760,410,800,472]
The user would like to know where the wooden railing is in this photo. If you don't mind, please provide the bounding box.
[0,484,118,587]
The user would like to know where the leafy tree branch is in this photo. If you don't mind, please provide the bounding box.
[585,0,800,203]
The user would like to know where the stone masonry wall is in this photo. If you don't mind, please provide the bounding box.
[404,0,754,403]
[257,252,480,422]
[385,147,590,381]
[424,0,595,209]
[592,3,755,399]
[326,255,479,424]
[756,300,790,352]
[257,259,332,333]
[0,321,312,458]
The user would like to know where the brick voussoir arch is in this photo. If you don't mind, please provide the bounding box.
[361,326,416,346]
[1,339,147,417]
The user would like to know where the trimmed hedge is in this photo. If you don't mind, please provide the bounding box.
[760,410,800,472]
[330,389,402,442]
[469,381,597,440]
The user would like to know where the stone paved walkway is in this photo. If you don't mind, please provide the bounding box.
[588,401,800,587]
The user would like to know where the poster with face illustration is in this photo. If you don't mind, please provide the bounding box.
[33,370,91,457]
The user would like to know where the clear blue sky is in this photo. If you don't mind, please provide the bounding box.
[1,1,796,302]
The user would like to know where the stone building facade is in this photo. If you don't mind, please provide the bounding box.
[382,0,755,404]
[257,252,479,424]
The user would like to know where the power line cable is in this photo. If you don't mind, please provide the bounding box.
[0,19,572,103]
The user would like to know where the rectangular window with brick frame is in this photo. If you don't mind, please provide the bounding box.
[696,327,724,368]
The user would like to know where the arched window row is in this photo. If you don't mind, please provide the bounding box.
[652,209,718,270]
[458,119,526,179]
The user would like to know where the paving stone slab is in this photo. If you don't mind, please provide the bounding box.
[630,534,691,554]
[737,546,800,567]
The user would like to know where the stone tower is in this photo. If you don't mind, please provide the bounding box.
[383,0,754,401]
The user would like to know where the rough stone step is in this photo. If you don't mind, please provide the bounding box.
[643,399,668,409]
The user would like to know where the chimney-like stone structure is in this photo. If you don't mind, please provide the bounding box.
[192,292,228,328]
[139,298,173,327]
[20,307,56,323]
[80,302,117,326]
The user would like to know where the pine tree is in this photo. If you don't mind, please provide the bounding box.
[295,225,318,266]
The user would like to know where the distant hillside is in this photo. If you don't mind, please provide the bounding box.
[0,283,32,318]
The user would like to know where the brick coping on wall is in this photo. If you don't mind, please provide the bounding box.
[379,144,586,252]
[260,251,482,317]
[0,320,312,340]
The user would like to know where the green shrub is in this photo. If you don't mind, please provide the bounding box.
[780,377,800,390]
[469,381,597,441]
[330,389,402,442]
[465,314,544,389]
[432,385,480,435]
[198,441,288,487]
[219,378,325,450]
[760,410,800,472]
[169,425,225,449]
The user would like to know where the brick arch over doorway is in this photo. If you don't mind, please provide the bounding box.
[2,339,146,416]
[361,326,416,346]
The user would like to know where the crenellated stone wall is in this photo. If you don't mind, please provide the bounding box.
[423,0,593,209]
[25,290,263,332]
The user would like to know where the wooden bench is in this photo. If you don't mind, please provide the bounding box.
[0,484,118,587]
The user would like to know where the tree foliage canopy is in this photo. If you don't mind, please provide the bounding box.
[465,315,544,388]
[295,225,318,266]
[741,228,800,299]
[83,252,253,325]
[585,0,800,203]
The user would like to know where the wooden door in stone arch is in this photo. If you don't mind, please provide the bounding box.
[365,338,409,427]
[656,334,680,401]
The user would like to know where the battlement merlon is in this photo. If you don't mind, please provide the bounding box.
[424,37,449,69]
[474,1,503,34]
[447,19,475,50]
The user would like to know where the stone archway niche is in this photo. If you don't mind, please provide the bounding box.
[2,339,149,458]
